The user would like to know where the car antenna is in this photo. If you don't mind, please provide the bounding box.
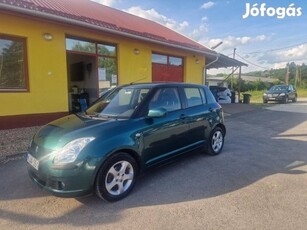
[130,77,147,85]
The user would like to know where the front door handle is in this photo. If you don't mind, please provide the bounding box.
[180,114,187,120]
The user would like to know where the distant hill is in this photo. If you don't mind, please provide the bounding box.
[244,62,307,87]
[211,62,307,88]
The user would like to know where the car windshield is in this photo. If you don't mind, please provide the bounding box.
[270,85,287,91]
[85,86,150,119]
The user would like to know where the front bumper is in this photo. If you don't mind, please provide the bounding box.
[263,95,286,102]
[26,152,97,198]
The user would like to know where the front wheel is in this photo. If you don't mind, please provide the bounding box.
[95,153,138,202]
[292,96,297,102]
[206,127,225,155]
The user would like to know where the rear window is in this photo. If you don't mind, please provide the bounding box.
[204,87,217,104]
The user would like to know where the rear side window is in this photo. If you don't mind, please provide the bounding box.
[184,88,203,107]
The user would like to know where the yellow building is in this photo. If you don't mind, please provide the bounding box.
[0,0,245,129]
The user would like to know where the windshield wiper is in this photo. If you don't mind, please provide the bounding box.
[98,114,118,119]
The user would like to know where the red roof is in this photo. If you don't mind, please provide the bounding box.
[0,0,214,54]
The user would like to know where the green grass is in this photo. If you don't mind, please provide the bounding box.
[297,88,307,97]
[241,88,307,104]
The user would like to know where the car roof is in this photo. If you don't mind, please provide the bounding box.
[122,82,206,89]
[273,84,290,87]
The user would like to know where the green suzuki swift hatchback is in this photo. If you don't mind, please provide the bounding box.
[27,83,226,201]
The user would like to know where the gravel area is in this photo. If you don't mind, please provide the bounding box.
[0,126,41,159]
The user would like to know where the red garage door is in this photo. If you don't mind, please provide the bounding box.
[152,53,183,82]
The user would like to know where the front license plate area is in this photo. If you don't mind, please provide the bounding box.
[27,153,39,170]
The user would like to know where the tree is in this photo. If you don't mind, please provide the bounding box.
[0,41,25,88]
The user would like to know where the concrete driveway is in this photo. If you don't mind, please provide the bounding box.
[1,102,307,230]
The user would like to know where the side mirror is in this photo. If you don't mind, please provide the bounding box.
[147,108,167,118]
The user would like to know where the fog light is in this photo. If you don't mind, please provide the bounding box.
[48,180,65,190]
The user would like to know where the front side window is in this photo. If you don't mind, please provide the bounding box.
[0,35,28,91]
[149,88,181,112]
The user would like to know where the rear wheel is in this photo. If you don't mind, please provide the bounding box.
[206,127,224,155]
[95,153,138,202]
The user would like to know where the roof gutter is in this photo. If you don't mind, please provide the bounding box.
[205,52,220,68]
[0,3,218,59]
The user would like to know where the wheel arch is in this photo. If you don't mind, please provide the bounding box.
[215,123,226,137]
[92,148,143,190]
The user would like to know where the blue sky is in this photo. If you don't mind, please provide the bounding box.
[92,0,307,73]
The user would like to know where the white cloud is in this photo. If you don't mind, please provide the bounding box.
[91,0,117,6]
[260,44,307,64]
[273,62,288,69]
[255,35,267,41]
[125,6,189,33]
[201,1,216,10]
[199,35,269,52]
[189,23,209,41]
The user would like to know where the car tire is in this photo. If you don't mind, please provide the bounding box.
[206,127,224,156]
[263,100,267,104]
[282,97,288,104]
[292,96,297,102]
[95,152,138,202]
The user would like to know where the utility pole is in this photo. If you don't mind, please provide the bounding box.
[295,65,299,88]
[299,67,302,87]
[238,66,242,103]
[285,64,289,85]
[231,48,236,89]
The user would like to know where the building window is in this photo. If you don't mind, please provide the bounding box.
[66,37,117,88]
[152,53,183,66]
[152,53,184,82]
[66,38,95,54]
[152,53,167,64]
[169,56,183,66]
[0,34,28,91]
[98,44,116,56]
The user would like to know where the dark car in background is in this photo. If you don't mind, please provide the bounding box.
[27,83,226,202]
[263,84,297,104]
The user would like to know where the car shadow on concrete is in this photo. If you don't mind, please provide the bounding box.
[0,108,307,227]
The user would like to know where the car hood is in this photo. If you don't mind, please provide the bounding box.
[33,114,119,150]
[265,90,287,94]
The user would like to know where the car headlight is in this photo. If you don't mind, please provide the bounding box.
[53,137,95,164]
[263,93,267,96]
[279,93,285,96]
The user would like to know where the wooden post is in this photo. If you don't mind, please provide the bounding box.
[238,66,241,103]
